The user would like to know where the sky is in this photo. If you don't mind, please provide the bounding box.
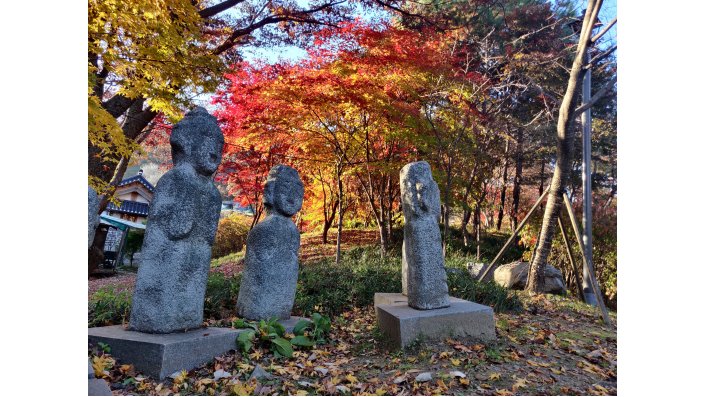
[240,0,617,64]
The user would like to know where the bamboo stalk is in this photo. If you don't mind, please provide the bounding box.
[562,192,611,326]
[557,216,584,302]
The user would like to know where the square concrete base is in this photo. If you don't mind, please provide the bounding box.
[88,317,307,380]
[374,293,496,348]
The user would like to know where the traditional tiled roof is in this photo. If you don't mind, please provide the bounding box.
[118,174,155,193]
[106,200,150,216]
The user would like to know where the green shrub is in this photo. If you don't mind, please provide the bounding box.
[88,286,132,327]
[446,271,522,312]
[294,245,519,316]
[204,272,241,319]
[123,230,145,266]
[295,247,401,317]
[212,213,250,259]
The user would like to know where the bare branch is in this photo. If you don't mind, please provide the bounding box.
[199,0,247,19]
[585,45,616,69]
[591,17,617,44]
[574,75,617,115]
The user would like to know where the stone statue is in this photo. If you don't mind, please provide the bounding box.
[129,107,224,333]
[400,161,450,310]
[88,186,99,248]
[236,164,304,321]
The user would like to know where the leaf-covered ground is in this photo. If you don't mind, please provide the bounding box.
[90,292,616,396]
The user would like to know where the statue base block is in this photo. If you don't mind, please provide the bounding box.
[374,293,496,348]
[88,317,307,380]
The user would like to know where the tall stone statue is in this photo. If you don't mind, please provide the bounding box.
[236,165,304,321]
[88,186,99,248]
[129,107,224,333]
[400,161,450,310]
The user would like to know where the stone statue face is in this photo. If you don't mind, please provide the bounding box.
[264,165,304,217]
[400,161,441,220]
[274,174,304,217]
[193,133,224,176]
[170,107,224,176]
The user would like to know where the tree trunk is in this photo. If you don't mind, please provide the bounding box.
[538,158,546,213]
[526,0,602,294]
[510,128,524,231]
[461,209,472,247]
[89,98,157,186]
[322,199,338,244]
[442,162,453,257]
[335,163,344,264]
[496,137,510,230]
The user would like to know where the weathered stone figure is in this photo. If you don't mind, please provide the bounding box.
[88,186,99,248]
[129,107,224,333]
[400,161,450,310]
[236,165,304,321]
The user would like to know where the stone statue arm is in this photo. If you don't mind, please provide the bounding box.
[150,171,196,240]
[205,184,222,245]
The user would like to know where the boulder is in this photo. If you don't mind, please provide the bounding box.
[493,261,566,294]
[466,262,490,278]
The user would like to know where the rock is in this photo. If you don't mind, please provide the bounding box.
[236,165,304,321]
[400,161,450,310]
[467,262,490,278]
[169,371,184,380]
[586,349,602,360]
[213,369,231,380]
[249,364,274,380]
[129,107,224,334]
[88,358,95,379]
[298,381,314,387]
[393,376,407,384]
[415,372,433,382]
[88,378,112,396]
[493,261,566,294]
[449,371,467,378]
[88,187,100,248]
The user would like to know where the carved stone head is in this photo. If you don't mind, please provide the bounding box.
[400,161,441,221]
[263,164,304,217]
[170,107,224,176]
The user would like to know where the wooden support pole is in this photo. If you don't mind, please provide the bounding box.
[557,216,585,302]
[562,192,611,326]
[478,188,550,282]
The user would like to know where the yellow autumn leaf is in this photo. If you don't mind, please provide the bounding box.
[489,372,501,381]
[450,358,461,366]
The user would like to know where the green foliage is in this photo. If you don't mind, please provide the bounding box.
[203,272,241,319]
[233,317,293,358]
[291,313,332,346]
[212,214,251,259]
[446,271,522,313]
[295,247,401,317]
[88,286,132,327]
[123,230,145,266]
[295,245,520,316]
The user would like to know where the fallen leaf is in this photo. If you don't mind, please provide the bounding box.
[489,372,501,381]
[415,372,433,382]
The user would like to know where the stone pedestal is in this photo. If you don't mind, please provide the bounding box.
[374,293,496,348]
[88,317,308,380]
